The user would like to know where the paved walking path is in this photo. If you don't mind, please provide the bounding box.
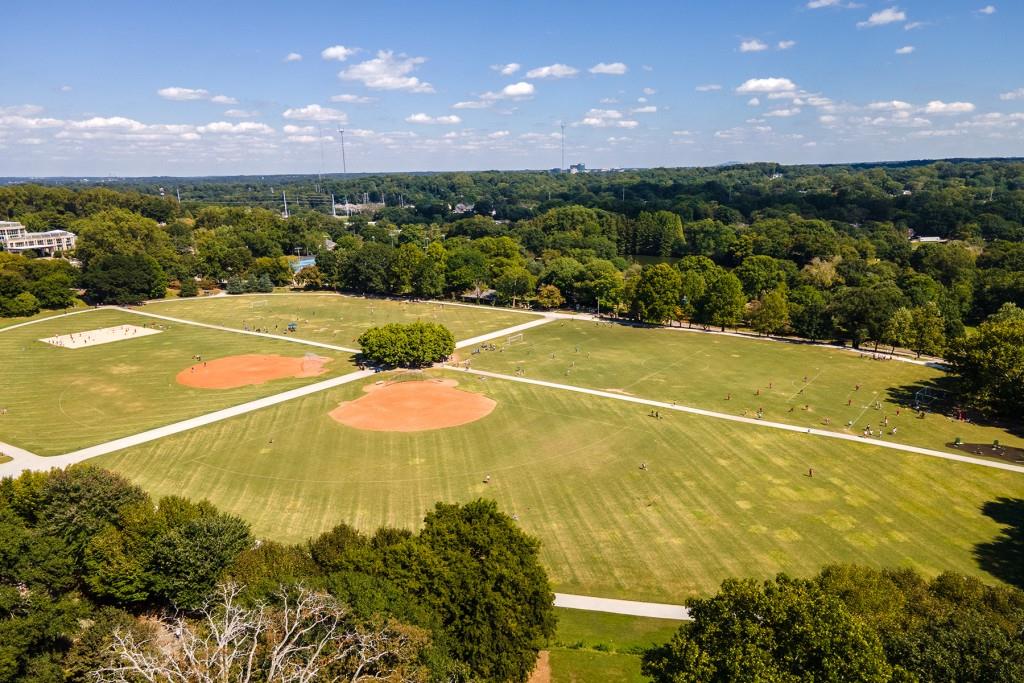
[460,368,1024,474]
[455,315,556,350]
[0,369,375,477]
[554,593,690,620]
[120,308,361,354]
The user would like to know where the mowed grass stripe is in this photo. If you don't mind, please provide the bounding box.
[468,320,1024,455]
[149,293,538,348]
[0,308,352,455]
[94,371,1024,602]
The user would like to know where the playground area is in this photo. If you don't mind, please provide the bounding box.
[39,323,161,349]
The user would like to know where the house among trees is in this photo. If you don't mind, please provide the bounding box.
[0,221,77,255]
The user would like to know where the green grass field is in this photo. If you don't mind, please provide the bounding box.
[0,308,352,455]
[94,369,1024,602]
[146,293,537,348]
[466,320,1024,457]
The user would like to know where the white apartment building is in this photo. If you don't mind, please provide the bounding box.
[0,221,77,255]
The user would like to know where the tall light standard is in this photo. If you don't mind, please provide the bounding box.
[336,127,347,174]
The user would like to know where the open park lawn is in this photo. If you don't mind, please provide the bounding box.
[94,370,1024,603]
[0,308,352,455]
[147,293,538,348]
[466,320,1024,457]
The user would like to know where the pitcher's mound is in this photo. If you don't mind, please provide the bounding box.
[330,378,496,432]
[177,354,329,389]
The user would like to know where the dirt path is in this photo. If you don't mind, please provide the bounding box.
[527,651,550,683]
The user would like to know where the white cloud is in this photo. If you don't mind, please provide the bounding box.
[330,93,375,104]
[867,100,913,111]
[1000,88,1024,101]
[158,87,209,101]
[196,121,273,135]
[807,0,842,7]
[819,115,838,124]
[576,108,638,128]
[748,97,761,106]
[488,130,510,139]
[283,124,314,134]
[282,104,348,122]
[158,87,237,104]
[765,108,802,117]
[924,100,976,114]
[490,81,535,98]
[978,5,996,15]
[492,63,521,75]
[631,105,657,113]
[284,52,303,62]
[895,46,915,54]
[740,39,769,53]
[736,77,797,94]
[589,62,628,75]
[223,109,259,118]
[525,63,578,79]
[696,84,722,92]
[0,105,44,116]
[321,45,357,61]
[857,7,907,28]
[59,85,72,92]
[340,50,434,92]
[452,100,492,110]
[642,87,656,95]
[904,21,925,30]
[599,97,620,104]
[405,113,461,124]
[778,40,797,50]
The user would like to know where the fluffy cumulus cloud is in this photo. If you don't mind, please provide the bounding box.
[896,46,915,54]
[642,87,656,95]
[223,109,259,118]
[340,50,434,92]
[454,82,535,109]
[576,108,638,128]
[867,100,914,111]
[196,122,273,135]
[492,63,520,75]
[696,84,722,92]
[736,77,797,94]
[857,7,907,28]
[452,100,491,110]
[405,113,461,124]
[589,62,628,75]
[282,104,348,122]
[778,40,797,50]
[158,87,237,104]
[321,45,357,61]
[525,63,578,79]
[765,108,802,117]
[1000,88,1024,101]
[740,39,769,52]
[487,130,510,139]
[631,105,657,114]
[330,94,375,104]
[924,100,976,114]
[978,5,996,15]
[284,52,303,62]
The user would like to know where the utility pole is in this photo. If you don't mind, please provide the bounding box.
[176,187,181,203]
[283,191,289,219]
[331,194,337,217]
[337,128,347,174]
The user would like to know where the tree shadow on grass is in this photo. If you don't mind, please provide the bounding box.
[974,498,1024,589]
[886,378,1024,439]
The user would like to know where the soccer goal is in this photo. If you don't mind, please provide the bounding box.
[914,386,952,409]
[506,333,524,346]
[250,300,269,310]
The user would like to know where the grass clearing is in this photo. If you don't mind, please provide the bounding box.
[549,650,646,682]
[466,320,1024,457]
[0,308,352,455]
[147,293,538,348]
[94,369,1024,602]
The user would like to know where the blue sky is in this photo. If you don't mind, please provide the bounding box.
[1,0,1020,176]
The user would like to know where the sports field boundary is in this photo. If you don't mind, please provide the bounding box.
[457,367,1024,475]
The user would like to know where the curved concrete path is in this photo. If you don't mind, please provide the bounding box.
[554,593,690,620]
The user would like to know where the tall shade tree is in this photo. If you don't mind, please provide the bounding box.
[631,263,682,324]
[700,272,746,331]
[748,287,790,336]
[947,303,1024,418]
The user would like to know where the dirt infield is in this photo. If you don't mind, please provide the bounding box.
[330,378,496,432]
[176,354,330,389]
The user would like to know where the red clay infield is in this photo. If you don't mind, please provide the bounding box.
[330,378,496,432]
[176,354,330,389]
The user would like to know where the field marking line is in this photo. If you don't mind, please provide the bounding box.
[554,593,690,620]
[118,308,360,354]
[0,369,376,477]
[455,316,557,350]
[458,368,1024,475]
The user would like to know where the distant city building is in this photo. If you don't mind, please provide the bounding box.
[0,221,77,255]
[334,201,385,215]
[912,236,947,244]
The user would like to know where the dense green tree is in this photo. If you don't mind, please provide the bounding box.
[494,266,536,307]
[947,303,1024,417]
[631,263,682,324]
[700,272,746,331]
[748,287,790,336]
[81,253,167,304]
[357,321,455,367]
[535,284,564,310]
[735,255,789,298]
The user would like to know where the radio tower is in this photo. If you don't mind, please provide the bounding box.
[337,127,347,174]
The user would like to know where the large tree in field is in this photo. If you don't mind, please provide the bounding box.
[947,303,1024,418]
[357,321,455,367]
[748,287,790,336]
[81,253,167,304]
[631,263,682,324]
